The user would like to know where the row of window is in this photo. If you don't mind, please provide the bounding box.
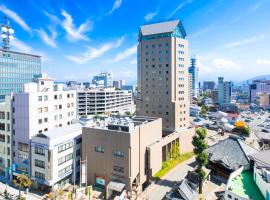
[58,141,73,153]
[38,93,74,102]
[95,146,124,158]
[58,164,72,177]
[35,159,45,168]
[58,153,73,165]
[35,146,45,155]
[0,111,10,120]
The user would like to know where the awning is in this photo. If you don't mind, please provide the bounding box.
[107,181,125,192]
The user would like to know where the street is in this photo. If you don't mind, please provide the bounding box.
[138,157,195,200]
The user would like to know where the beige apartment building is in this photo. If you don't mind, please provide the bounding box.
[82,115,166,199]
[136,20,190,132]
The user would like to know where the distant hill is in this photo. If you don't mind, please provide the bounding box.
[234,74,270,85]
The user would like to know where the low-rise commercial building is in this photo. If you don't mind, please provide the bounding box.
[82,116,163,199]
[256,92,270,109]
[31,123,82,191]
[77,88,134,117]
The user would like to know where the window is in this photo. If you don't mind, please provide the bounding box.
[38,96,42,101]
[44,95,48,101]
[95,146,104,153]
[58,153,73,165]
[113,150,124,157]
[43,107,48,112]
[0,134,5,142]
[35,171,45,180]
[44,118,48,123]
[0,111,5,119]
[54,95,58,100]
[54,105,58,111]
[35,159,45,168]
[41,81,44,85]
[228,194,232,199]
[0,123,5,131]
[58,165,72,177]
[35,147,45,155]
[67,94,70,98]
[38,108,42,113]
[113,166,124,173]
[18,142,28,152]
[59,94,62,99]
[76,137,82,144]
[38,119,42,124]
[58,141,73,153]
[59,105,62,109]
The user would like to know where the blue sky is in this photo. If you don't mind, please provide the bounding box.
[0,0,270,84]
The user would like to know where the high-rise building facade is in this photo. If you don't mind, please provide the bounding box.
[0,49,41,99]
[12,74,77,177]
[92,72,113,87]
[203,81,216,92]
[218,77,232,104]
[0,95,12,181]
[249,80,270,103]
[136,20,189,132]
[188,58,199,100]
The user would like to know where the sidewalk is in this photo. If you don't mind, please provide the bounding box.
[0,181,42,200]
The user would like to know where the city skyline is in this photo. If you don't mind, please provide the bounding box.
[0,0,269,84]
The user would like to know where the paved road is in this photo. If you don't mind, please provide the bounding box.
[141,157,195,200]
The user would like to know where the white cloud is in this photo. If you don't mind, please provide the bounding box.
[144,11,158,21]
[36,27,57,48]
[66,37,124,64]
[130,59,137,65]
[43,11,61,25]
[12,37,50,61]
[118,70,136,79]
[110,45,137,62]
[61,10,92,41]
[224,34,265,48]
[108,0,122,15]
[167,0,192,19]
[257,58,270,65]
[189,27,209,39]
[0,5,31,33]
[249,1,264,13]
[213,58,239,69]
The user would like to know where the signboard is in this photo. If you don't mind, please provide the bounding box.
[76,187,85,198]
[81,163,86,184]
[95,176,105,187]
[12,163,28,175]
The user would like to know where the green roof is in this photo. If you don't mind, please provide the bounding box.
[227,170,264,200]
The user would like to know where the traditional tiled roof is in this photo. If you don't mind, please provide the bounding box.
[207,136,258,170]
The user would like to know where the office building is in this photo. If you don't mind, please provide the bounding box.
[203,81,216,92]
[82,115,164,198]
[92,72,113,87]
[256,92,270,109]
[218,77,232,104]
[77,88,134,116]
[188,58,199,100]
[12,74,77,177]
[113,80,125,89]
[30,123,82,191]
[0,49,41,99]
[0,95,12,181]
[136,20,190,132]
[250,80,270,103]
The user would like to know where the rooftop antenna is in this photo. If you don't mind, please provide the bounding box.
[1,16,14,50]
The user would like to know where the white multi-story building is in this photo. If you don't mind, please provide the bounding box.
[12,74,77,178]
[31,123,82,191]
[77,88,134,116]
[0,96,12,181]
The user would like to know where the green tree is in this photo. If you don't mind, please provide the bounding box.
[13,174,32,199]
[192,128,209,194]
